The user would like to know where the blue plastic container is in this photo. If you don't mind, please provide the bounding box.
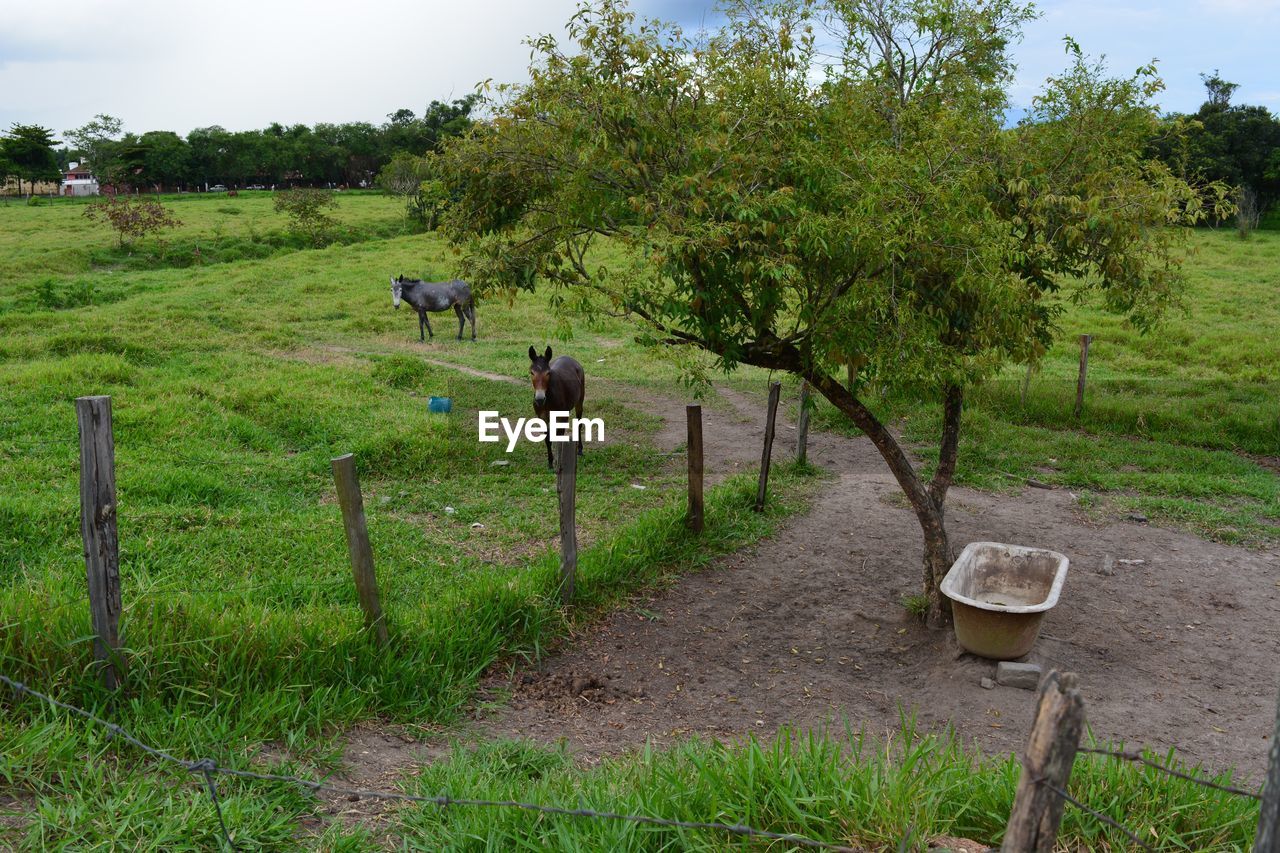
[428,396,452,414]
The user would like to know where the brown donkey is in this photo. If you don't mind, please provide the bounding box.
[528,345,585,469]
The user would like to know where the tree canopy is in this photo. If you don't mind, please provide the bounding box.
[438,0,1227,623]
[1150,71,1280,218]
[1,124,61,195]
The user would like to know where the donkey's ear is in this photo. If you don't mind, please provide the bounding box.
[390,276,396,286]
[544,346,552,361]
[528,345,538,361]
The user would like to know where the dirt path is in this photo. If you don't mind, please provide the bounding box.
[320,356,1280,815]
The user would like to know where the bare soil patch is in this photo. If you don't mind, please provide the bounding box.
[299,721,449,845]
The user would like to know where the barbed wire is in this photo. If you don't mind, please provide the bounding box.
[0,674,863,853]
[1077,746,1263,801]
[1038,778,1156,852]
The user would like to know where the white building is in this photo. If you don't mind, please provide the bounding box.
[61,162,99,196]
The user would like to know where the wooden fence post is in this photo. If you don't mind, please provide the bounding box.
[1003,671,1085,852]
[686,404,704,533]
[1074,335,1092,418]
[1257,683,1280,851]
[755,381,782,512]
[330,453,388,645]
[795,382,811,465]
[555,439,578,605]
[76,395,125,691]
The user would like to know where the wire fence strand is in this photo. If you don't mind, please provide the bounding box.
[0,674,862,852]
[1077,746,1263,801]
[1039,778,1156,852]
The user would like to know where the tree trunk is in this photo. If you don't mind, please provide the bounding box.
[809,372,953,627]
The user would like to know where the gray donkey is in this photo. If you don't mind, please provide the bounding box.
[390,275,477,341]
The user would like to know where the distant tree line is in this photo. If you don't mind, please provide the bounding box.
[1149,71,1280,229]
[0,95,478,195]
[4,71,1277,220]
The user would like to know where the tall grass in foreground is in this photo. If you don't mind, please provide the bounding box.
[387,723,1258,851]
[0,469,816,849]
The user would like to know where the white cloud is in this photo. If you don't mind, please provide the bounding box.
[1,0,1276,133]
[0,0,579,134]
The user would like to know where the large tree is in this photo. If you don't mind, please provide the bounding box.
[438,0,1226,625]
[1,124,62,195]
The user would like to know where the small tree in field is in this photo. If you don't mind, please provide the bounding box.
[2,124,61,196]
[273,187,338,245]
[439,0,1229,626]
[83,194,182,248]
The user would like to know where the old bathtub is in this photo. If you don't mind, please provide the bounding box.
[940,541,1069,660]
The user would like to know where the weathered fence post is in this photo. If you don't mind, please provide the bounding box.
[555,439,578,605]
[1257,683,1280,851]
[795,382,811,465]
[330,453,388,645]
[77,395,125,691]
[1003,670,1085,852]
[1074,335,1092,418]
[754,381,782,512]
[686,404,704,533]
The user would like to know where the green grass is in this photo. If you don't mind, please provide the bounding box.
[1,193,1275,847]
[380,725,1260,851]
[0,191,408,312]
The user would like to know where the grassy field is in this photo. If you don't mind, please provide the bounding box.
[0,192,1274,849]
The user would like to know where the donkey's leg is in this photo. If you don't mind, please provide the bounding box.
[575,401,584,456]
[423,312,434,339]
[454,304,465,340]
[545,434,554,470]
[467,303,477,341]
[418,311,426,342]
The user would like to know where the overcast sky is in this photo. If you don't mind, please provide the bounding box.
[1,0,1276,140]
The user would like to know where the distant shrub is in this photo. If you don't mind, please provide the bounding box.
[34,279,60,309]
[273,187,337,246]
[83,194,182,248]
[1235,186,1260,239]
[26,196,45,207]
[407,179,450,230]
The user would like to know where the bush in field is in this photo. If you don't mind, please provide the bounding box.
[408,179,450,230]
[83,194,182,248]
[273,187,338,245]
[1235,185,1260,238]
[378,152,450,229]
[377,151,429,198]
